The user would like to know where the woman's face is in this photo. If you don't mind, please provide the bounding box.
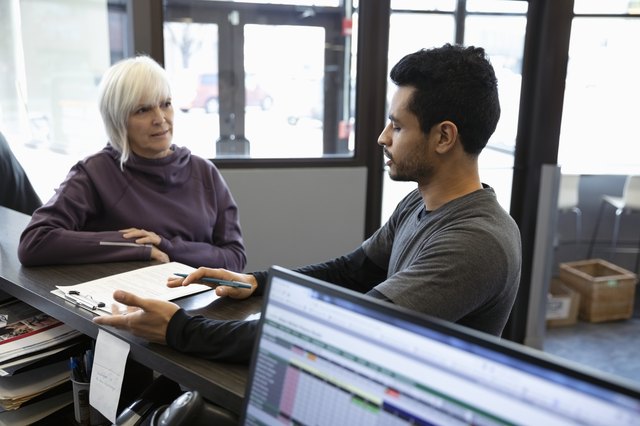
[126,98,174,159]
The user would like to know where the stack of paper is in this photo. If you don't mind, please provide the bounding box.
[0,392,73,426]
[0,300,85,423]
[0,360,70,411]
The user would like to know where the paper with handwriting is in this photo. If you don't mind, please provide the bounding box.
[90,329,129,422]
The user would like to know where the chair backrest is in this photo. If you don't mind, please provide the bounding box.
[0,131,42,215]
[622,175,640,210]
[557,174,580,210]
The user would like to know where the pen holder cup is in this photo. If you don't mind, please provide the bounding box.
[71,379,108,425]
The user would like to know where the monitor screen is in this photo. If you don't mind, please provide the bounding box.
[240,266,640,425]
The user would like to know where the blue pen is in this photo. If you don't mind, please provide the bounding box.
[70,356,86,382]
[173,273,252,289]
[69,357,77,380]
[84,349,94,378]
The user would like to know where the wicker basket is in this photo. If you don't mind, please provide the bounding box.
[558,259,637,323]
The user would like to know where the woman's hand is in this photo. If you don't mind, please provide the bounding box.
[120,228,169,262]
[120,227,163,246]
[167,267,257,300]
[150,246,169,263]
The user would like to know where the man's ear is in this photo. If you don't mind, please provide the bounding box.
[434,121,458,154]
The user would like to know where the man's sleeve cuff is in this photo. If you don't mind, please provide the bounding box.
[250,271,269,296]
[166,308,190,348]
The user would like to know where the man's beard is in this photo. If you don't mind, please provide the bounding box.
[388,157,433,183]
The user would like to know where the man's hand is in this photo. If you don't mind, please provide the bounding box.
[93,290,180,344]
[167,267,257,300]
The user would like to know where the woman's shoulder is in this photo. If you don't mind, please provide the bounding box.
[180,148,221,174]
[79,145,118,166]
[67,148,119,181]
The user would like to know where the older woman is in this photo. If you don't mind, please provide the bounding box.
[18,56,246,270]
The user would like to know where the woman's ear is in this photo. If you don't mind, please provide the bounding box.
[434,121,458,154]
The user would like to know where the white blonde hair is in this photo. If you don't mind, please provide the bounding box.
[97,56,171,169]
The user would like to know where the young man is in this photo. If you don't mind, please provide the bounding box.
[95,44,522,363]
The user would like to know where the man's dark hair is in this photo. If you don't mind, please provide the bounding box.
[390,43,500,155]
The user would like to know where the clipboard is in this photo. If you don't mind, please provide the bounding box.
[51,262,215,316]
[55,290,112,316]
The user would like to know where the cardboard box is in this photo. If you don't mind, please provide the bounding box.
[546,278,580,327]
[559,259,637,323]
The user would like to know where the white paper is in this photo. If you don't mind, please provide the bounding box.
[546,296,572,320]
[0,342,77,376]
[0,360,69,401]
[90,329,130,423]
[53,262,215,316]
[0,391,73,426]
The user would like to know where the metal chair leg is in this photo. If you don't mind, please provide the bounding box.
[610,208,623,262]
[587,200,606,258]
[573,207,582,244]
[635,235,640,275]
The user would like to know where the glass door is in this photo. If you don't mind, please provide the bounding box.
[163,1,352,160]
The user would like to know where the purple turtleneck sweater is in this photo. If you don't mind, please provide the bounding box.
[18,144,246,270]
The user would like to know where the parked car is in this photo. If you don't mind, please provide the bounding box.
[180,73,273,113]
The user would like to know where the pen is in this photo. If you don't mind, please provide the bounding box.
[84,349,94,378]
[173,273,252,289]
[70,356,87,382]
[69,357,78,381]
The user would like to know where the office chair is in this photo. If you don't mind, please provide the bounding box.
[148,391,238,426]
[116,377,238,426]
[0,131,42,215]
[557,174,582,243]
[587,175,640,272]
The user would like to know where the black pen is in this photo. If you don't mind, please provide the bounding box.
[173,273,252,289]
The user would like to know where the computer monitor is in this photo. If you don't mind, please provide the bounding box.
[240,266,640,425]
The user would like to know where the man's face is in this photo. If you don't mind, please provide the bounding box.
[377,86,436,184]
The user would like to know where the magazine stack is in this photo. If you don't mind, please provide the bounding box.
[0,298,86,425]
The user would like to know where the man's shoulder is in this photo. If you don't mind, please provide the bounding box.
[439,188,519,236]
[456,187,506,214]
[396,188,422,209]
